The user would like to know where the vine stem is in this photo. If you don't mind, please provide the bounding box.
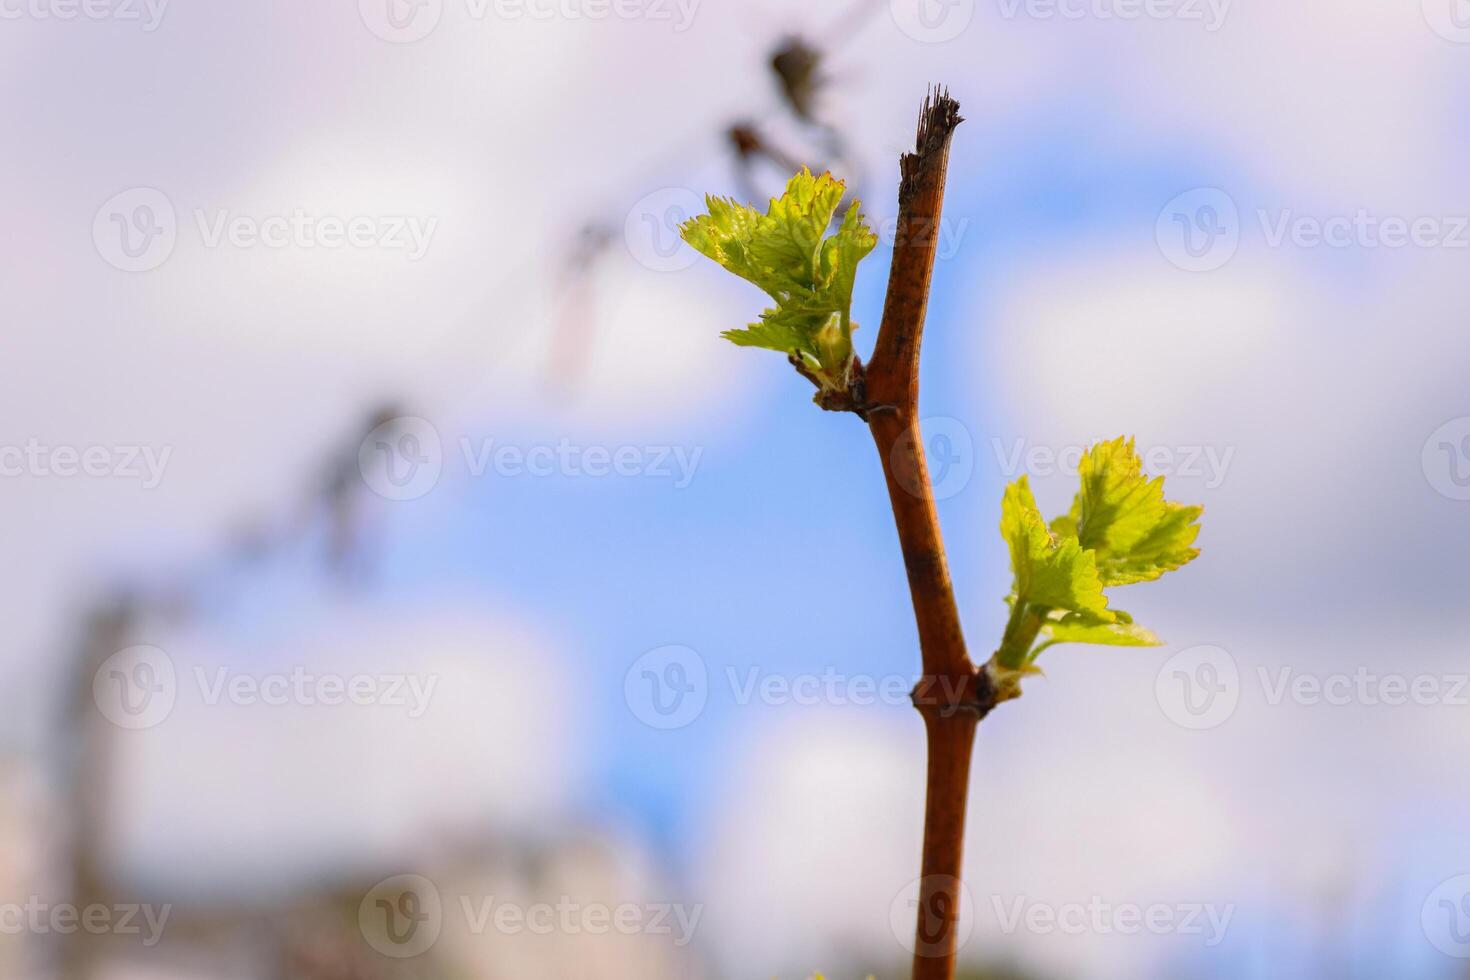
[863,88,994,980]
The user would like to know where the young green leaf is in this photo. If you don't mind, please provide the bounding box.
[679,169,877,393]
[988,438,1202,698]
[1000,476,1111,621]
[1038,609,1161,649]
[1050,436,1203,586]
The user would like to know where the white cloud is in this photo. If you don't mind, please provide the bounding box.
[105,604,582,894]
[695,626,1470,978]
[986,246,1293,445]
[696,711,925,973]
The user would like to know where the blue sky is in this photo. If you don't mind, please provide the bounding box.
[5,2,1470,976]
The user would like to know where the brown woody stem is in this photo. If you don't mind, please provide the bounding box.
[864,88,994,980]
